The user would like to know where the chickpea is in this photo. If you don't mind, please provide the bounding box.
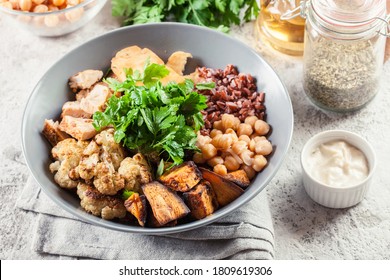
[244,115,258,128]
[237,123,253,137]
[19,0,32,11]
[254,119,270,136]
[249,139,256,152]
[238,134,251,144]
[221,114,236,131]
[225,128,238,142]
[232,117,241,131]
[65,6,84,23]
[214,164,227,176]
[212,134,233,150]
[48,4,59,11]
[224,155,240,171]
[232,140,247,155]
[255,139,273,156]
[201,144,217,160]
[32,0,45,4]
[193,152,206,164]
[0,1,13,8]
[44,14,59,27]
[242,165,256,180]
[250,133,261,140]
[9,0,19,9]
[252,136,266,142]
[228,149,243,164]
[66,0,79,5]
[196,133,212,148]
[210,129,222,138]
[207,156,224,167]
[213,120,223,131]
[252,155,267,172]
[33,4,48,12]
[52,0,65,6]
[240,150,254,166]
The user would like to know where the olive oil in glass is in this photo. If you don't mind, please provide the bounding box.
[257,0,305,56]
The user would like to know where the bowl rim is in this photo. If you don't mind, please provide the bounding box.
[300,129,376,191]
[0,0,104,16]
[21,22,294,234]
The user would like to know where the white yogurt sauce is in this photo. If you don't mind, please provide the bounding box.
[308,140,369,187]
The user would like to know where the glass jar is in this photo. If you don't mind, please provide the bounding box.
[302,0,389,112]
[256,0,306,56]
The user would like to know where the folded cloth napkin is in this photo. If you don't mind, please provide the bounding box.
[16,177,274,260]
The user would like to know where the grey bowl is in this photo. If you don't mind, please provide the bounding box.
[22,23,293,234]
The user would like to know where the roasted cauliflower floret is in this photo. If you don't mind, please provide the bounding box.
[95,128,125,170]
[93,151,125,195]
[49,138,88,189]
[118,153,153,193]
[77,182,126,220]
[77,140,100,181]
[76,129,126,195]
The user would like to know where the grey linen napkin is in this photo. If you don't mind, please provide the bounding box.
[16,177,274,260]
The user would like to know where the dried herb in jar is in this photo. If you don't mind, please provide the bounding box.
[303,38,380,112]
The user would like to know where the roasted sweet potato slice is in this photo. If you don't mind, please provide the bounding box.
[158,161,202,192]
[200,167,244,207]
[147,206,178,228]
[124,193,147,227]
[183,180,219,220]
[142,181,190,226]
[224,170,251,188]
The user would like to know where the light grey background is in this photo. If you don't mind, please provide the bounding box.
[1,2,390,259]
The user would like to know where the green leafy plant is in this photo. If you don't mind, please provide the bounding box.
[112,0,260,31]
[93,63,214,166]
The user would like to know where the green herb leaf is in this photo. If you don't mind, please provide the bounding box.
[156,159,165,177]
[143,63,170,87]
[122,189,135,200]
[112,0,259,32]
[93,62,210,166]
[195,81,215,90]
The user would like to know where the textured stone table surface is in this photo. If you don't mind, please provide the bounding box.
[1,3,390,259]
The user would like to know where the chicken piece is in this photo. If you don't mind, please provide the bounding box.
[60,101,92,119]
[76,129,126,195]
[166,51,193,75]
[79,83,112,115]
[77,182,126,220]
[111,46,185,85]
[118,153,153,193]
[124,193,147,227]
[49,138,88,189]
[42,119,70,146]
[68,70,103,93]
[58,116,97,141]
[75,89,90,101]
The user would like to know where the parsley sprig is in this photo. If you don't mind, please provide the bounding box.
[93,63,213,166]
[112,0,260,32]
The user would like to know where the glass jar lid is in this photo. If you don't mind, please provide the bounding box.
[311,0,387,34]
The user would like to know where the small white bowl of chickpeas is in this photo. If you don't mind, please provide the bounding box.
[0,0,106,36]
[194,114,273,181]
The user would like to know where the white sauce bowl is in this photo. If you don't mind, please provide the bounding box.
[301,130,376,208]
